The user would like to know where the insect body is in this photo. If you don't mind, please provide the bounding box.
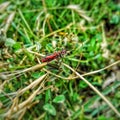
[41,50,66,63]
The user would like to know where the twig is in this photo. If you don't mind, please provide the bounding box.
[6,62,47,77]
[62,63,120,117]
[43,60,120,80]
[18,74,47,96]
[4,12,15,33]
[39,22,74,43]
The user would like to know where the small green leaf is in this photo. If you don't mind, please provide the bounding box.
[46,43,53,52]
[53,95,65,103]
[24,50,35,61]
[110,14,120,24]
[72,92,79,102]
[79,81,88,89]
[13,42,21,51]
[115,91,120,98]
[43,103,56,116]
[31,72,41,79]
[45,89,51,103]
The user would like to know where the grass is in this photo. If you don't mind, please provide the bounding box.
[0,0,120,120]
